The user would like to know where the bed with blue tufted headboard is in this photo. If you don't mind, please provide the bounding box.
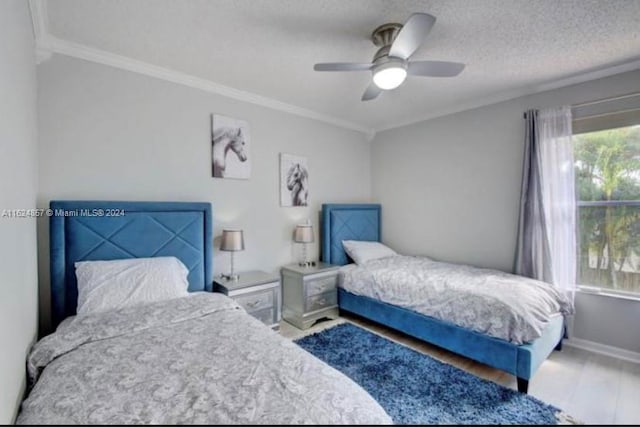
[321,203,381,266]
[18,200,392,425]
[49,200,213,327]
[321,203,565,394]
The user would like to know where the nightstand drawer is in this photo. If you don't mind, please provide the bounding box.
[235,289,274,313]
[305,290,337,312]
[305,275,338,297]
[250,307,275,325]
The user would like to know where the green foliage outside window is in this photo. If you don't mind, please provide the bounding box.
[574,125,640,293]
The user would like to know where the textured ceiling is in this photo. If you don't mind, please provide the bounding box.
[45,0,640,131]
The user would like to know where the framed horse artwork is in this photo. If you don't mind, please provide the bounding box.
[280,153,309,207]
[211,114,251,179]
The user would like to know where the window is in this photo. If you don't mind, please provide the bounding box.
[574,124,640,296]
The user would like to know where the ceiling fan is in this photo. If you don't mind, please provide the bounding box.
[313,13,465,101]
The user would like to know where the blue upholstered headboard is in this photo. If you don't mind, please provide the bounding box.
[321,204,381,266]
[49,201,213,327]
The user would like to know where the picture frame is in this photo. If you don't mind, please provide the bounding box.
[211,114,251,179]
[280,153,309,207]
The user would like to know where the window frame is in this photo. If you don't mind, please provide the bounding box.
[573,124,640,297]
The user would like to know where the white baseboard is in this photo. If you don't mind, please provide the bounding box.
[565,337,640,364]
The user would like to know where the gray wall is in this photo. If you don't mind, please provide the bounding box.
[574,293,640,353]
[0,1,39,422]
[371,69,640,353]
[37,55,371,334]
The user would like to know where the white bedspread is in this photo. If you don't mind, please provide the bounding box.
[17,293,391,425]
[340,255,574,344]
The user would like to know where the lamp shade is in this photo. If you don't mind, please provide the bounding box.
[220,229,244,251]
[294,224,314,243]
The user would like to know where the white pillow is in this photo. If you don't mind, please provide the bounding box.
[75,256,190,315]
[342,240,397,265]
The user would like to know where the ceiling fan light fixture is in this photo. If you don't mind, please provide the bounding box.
[372,60,407,90]
[313,13,464,101]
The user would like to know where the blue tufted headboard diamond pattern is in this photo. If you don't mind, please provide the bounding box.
[50,201,213,327]
[321,204,381,265]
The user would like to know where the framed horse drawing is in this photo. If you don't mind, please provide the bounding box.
[211,114,251,179]
[280,153,309,207]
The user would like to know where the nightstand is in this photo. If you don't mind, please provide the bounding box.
[281,263,340,330]
[213,271,281,329]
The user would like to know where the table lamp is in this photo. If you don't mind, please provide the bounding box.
[294,222,314,267]
[220,229,244,280]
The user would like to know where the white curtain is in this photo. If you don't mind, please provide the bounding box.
[515,106,577,298]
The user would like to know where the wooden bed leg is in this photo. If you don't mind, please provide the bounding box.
[517,378,529,394]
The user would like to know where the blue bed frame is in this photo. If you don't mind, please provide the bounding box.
[321,203,564,394]
[49,200,213,328]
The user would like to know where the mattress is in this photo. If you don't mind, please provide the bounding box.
[17,293,391,425]
[340,255,573,344]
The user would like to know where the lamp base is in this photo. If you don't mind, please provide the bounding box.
[298,261,316,268]
[221,274,240,281]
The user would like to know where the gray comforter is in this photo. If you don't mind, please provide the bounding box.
[341,255,574,344]
[17,293,391,425]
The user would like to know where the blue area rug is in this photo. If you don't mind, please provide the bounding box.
[295,323,570,425]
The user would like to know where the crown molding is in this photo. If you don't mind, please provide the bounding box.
[375,58,640,134]
[535,58,640,93]
[374,87,537,134]
[28,0,47,41]
[29,0,53,64]
[36,35,373,136]
[35,46,53,65]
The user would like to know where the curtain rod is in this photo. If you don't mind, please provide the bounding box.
[523,91,640,119]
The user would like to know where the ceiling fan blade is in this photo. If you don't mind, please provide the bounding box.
[314,62,373,72]
[361,82,382,101]
[408,60,465,77]
[389,13,436,60]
